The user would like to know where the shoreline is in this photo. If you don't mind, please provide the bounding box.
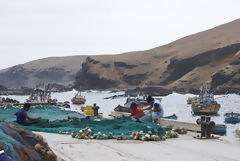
[36,131,240,161]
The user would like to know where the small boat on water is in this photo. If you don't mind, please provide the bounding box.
[191,85,220,115]
[224,112,240,124]
[71,91,86,105]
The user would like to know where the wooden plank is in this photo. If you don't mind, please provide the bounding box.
[157,118,201,132]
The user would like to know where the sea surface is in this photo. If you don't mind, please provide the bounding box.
[2,90,240,137]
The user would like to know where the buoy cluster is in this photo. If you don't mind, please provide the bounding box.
[58,125,183,142]
[128,131,161,141]
[162,126,188,135]
[34,134,57,160]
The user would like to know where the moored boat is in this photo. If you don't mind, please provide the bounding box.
[191,84,220,115]
[224,112,240,124]
[71,91,86,105]
[192,102,220,115]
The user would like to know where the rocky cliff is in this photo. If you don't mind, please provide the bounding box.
[74,19,240,94]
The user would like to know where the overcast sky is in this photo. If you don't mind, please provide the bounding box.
[0,0,239,70]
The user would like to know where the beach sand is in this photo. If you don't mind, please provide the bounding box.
[36,132,240,161]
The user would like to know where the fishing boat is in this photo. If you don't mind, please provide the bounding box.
[192,102,220,115]
[191,85,220,115]
[224,112,240,124]
[71,91,86,105]
[26,83,57,106]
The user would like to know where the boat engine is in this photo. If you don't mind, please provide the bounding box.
[196,116,215,138]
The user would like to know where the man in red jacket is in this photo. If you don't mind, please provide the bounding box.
[130,102,145,118]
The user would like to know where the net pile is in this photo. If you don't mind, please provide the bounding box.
[0,122,57,161]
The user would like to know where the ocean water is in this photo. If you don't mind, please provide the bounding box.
[1,90,240,137]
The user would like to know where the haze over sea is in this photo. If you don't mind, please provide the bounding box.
[2,90,240,137]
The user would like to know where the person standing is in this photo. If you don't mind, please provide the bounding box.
[92,103,100,117]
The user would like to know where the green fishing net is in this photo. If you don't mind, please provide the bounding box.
[0,126,22,161]
[0,105,166,139]
[0,105,85,122]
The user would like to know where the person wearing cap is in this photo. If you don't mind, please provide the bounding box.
[14,103,41,126]
[129,102,145,118]
[144,95,164,121]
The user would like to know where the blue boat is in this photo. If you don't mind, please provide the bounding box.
[224,112,240,124]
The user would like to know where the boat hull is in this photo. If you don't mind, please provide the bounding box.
[225,117,240,124]
[192,102,220,115]
[71,98,86,105]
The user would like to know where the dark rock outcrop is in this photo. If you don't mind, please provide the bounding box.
[74,60,119,90]
[114,62,138,69]
[211,70,237,90]
[122,73,148,85]
[162,43,240,85]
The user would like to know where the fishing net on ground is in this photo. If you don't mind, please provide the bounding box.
[0,105,168,140]
[25,116,165,138]
[0,105,85,122]
[0,122,57,161]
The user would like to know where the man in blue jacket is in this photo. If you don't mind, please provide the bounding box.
[14,103,41,126]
